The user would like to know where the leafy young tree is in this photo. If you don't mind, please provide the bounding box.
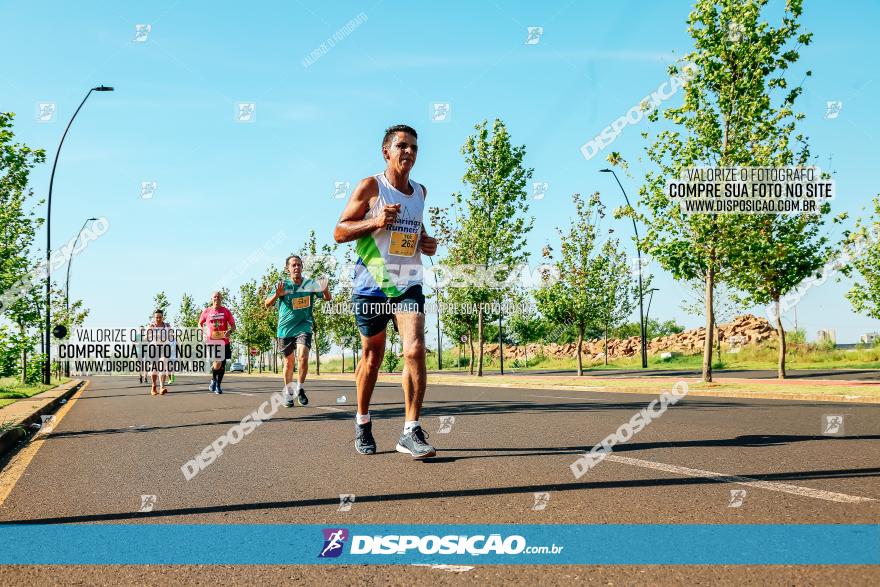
[728,213,832,378]
[151,291,170,319]
[232,280,271,372]
[595,240,638,365]
[506,297,547,367]
[614,318,685,339]
[1,112,46,383]
[300,230,337,375]
[622,0,814,381]
[680,279,747,359]
[1,112,46,313]
[535,193,604,375]
[324,248,358,373]
[431,119,533,376]
[5,282,42,384]
[841,194,880,319]
[176,293,202,328]
[257,265,284,373]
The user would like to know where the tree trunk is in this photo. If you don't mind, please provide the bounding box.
[477,308,485,377]
[577,323,584,376]
[468,332,475,375]
[702,265,715,382]
[713,306,721,362]
[604,324,609,366]
[775,299,786,379]
[20,322,27,385]
[314,329,321,375]
[498,313,504,375]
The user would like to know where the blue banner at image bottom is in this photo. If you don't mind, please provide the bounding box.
[0,524,877,565]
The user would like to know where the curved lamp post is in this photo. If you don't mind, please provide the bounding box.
[600,168,647,369]
[44,86,113,384]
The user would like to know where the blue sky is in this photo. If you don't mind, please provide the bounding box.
[2,0,879,343]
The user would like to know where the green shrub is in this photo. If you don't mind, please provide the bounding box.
[787,328,807,344]
[25,354,45,384]
[383,350,401,373]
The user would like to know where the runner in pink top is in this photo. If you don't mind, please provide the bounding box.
[198,291,236,394]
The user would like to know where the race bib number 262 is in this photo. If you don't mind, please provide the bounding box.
[389,230,418,257]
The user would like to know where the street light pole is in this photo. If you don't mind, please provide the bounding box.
[645,288,658,358]
[428,257,442,370]
[64,218,98,320]
[63,217,97,376]
[44,86,113,384]
[600,168,647,369]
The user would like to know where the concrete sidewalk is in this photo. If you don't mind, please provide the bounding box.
[0,379,83,457]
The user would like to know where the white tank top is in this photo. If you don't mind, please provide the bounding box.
[353,172,425,297]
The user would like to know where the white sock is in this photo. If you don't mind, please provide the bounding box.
[356,412,370,425]
[284,383,294,396]
[296,382,304,392]
[404,420,419,434]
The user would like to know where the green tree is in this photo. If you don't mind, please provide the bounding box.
[325,249,358,373]
[431,119,533,376]
[595,240,638,365]
[613,318,685,339]
[680,280,747,359]
[176,293,202,328]
[151,291,170,319]
[300,230,337,375]
[232,280,271,372]
[507,297,547,366]
[0,112,47,383]
[842,194,880,319]
[258,265,284,373]
[535,193,604,375]
[728,214,832,378]
[623,0,814,381]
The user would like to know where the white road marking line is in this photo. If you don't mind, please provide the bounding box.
[315,406,346,412]
[527,394,604,401]
[225,392,255,396]
[605,455,875,504]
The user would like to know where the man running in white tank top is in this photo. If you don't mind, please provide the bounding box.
[334,124,438,458]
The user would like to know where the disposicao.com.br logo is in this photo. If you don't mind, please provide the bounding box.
[319,528,563,558]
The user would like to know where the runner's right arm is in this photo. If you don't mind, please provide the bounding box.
[333,176,399,243]
[264,280,286,308]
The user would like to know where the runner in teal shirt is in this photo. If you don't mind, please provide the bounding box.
[264,254,331,407]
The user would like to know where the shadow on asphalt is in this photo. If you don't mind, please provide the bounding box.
[5,463,879,525]
[41,397,808,440]
[424,434,880,462]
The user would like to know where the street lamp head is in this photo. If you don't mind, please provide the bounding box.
[599,168,612,173]
[87,217,98,221]
[93,85,114,92]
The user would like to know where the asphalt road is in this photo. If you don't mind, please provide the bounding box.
[1,375,878,585]
[438,367,880,380]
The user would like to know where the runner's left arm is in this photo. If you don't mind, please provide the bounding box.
[226,308,236,335]
[418,184,437,256]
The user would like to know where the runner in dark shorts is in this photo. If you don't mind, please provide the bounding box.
[264,254,331,407]
[333,124,439,459]
[198,291,236,394]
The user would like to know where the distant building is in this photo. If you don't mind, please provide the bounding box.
[817,329,837,344]
[860,332,880,345]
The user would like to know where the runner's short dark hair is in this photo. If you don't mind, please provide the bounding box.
[286,254,303,266]
[154,308,164,315]
[383,125,418,147]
